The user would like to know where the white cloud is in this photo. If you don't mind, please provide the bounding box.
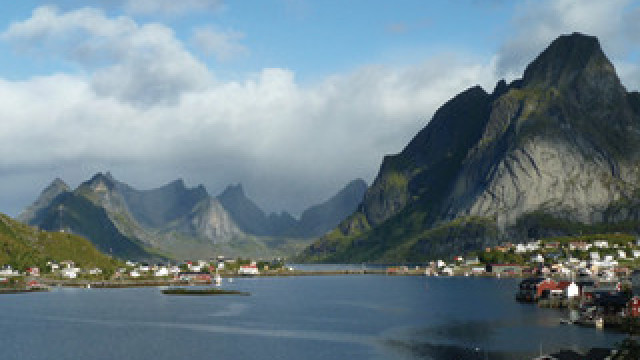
[122,0,224,15]
[6,1,639,217]
[2,6,212,105]
[192,26,249,62]
[0,5,496,214]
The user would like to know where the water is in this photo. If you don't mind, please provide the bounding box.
[0,276,626,359]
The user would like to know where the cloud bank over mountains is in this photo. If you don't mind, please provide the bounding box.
[0,0,638,217]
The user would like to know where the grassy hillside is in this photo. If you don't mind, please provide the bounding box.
[0,213,121,272]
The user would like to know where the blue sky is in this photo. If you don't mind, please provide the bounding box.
[0,0,639,217]
[0,1,514,81]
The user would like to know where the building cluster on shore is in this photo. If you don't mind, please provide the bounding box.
[421,237,640,328]
[0,256,290,289]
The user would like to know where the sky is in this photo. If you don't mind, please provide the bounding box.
[0,0,639,217]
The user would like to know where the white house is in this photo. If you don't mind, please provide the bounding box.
[531,254,545,263]
[441,267,454,276]
[569,242,591,251]
[129,270,141,278]
[88,268,102,275]
[633,249,640,258]
[0,266,18,276]
[154,267,169,277]
[594,240,609,248]
[618,250,628,259]
[138,264,151,272]
[60,260,75,269]
[238,264,259,276]
[515,244,527,253]
[61,268,79,279]
[566,282,580,298]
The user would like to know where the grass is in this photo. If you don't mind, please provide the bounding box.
[0,213,123,272]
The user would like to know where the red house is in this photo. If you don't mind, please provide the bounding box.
[536,279,571,299]
[629,296,640,317]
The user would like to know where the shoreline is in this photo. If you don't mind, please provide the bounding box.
[0,270,521,292]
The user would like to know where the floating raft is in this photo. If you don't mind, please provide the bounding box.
[161,288,250,296]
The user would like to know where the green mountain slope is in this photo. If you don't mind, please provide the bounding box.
[0,213,120,271]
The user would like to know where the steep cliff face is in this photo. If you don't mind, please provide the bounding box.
[359,86,493,230]
[445,33,640,228]
[302,33,640,263]
[165,197,243,243]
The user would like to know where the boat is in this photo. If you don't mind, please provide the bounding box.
[214,273,222,287]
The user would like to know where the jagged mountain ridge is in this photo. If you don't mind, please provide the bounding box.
[217,183,297,236]
[20,173,367,259]
[301,33,640,263]
[217,180,368,238]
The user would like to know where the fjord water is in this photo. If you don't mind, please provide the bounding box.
[0,276,625,359]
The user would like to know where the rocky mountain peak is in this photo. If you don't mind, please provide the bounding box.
[521,32,615,88]
[219,183,245,199]
[17,177,71,224]
[168,178,186,188]
[85,172,116,192]
[47,178,70,193]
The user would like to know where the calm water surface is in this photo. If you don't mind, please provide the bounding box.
[0,276,626,359]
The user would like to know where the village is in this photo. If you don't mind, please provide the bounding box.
[414,234,640,335]
[0,257,286,291]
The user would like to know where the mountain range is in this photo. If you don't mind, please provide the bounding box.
[300,33,640,263]
[18,173,367,260]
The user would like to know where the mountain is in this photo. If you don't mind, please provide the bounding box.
[20,170,367,260]
[293,179,368,238]
[18,178,70,225]
[301,33,640,263]
[21,174,356,260]
[18,176,156,260]
[217,180,367,238]
[0,213,120,271]
[217,184,296,236]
